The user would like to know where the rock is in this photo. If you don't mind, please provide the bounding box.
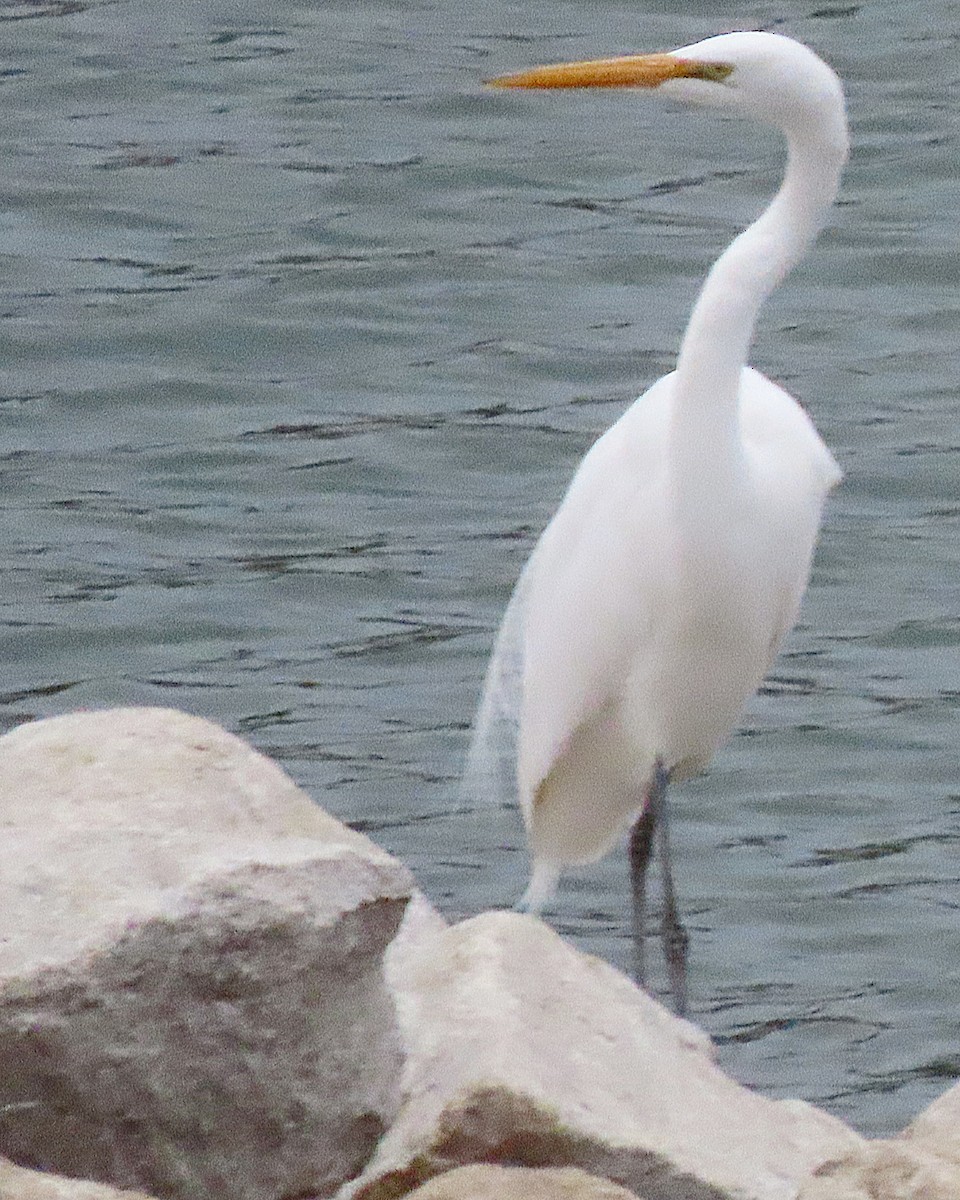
[797,1141,960,1199]
[0,1156,159,1200]
[0,708,413,1200]
[903,1079,960,1164]
[403,1164,643,1199]
[797,1079,960,1199]
[347,910,863,1200]
[383,891,449,1055]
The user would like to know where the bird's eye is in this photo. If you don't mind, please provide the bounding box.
[694,61,735,84]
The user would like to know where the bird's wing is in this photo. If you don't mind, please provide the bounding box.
[738,366,842,667]
[739,365,841,495]
[462,556,532,810]
[464,379,673,813]
[515,378,677,813]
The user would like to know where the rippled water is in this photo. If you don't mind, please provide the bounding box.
[2,0,959,1137]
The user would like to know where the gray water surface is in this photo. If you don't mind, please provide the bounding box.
[2,0,960,1137]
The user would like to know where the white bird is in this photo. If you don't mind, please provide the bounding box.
[467,31,847,1013]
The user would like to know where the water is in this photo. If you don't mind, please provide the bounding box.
[2,0,959,1139]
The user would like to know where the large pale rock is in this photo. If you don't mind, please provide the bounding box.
[0,708,412,1200]
[798,1079,960,1199]
[0,1156,158,1200]
[797,1142,960,1199]
[348,911,864,1200]
[404,1164,643,1199]
[903,1079,960,1164]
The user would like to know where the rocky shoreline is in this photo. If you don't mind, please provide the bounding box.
[1,708,956,1200]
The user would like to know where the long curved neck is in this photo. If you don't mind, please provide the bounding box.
[670,128,846,461]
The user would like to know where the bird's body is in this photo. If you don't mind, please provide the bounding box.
[468,31,848,1004]
[516,364,839,898]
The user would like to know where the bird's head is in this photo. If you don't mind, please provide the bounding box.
[490,30,847,159]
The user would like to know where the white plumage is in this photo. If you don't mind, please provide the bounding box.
[468,31,848,1007]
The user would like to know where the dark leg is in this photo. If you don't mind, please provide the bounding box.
[628,760,689,1015]
[628,797,656,986]
[653,762,689,1016]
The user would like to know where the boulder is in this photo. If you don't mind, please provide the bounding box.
[0,1156,158,1200]
[797,1141,960,1199]
[903,1079,960,1164]
[0,708,413,1200]
[348,910,864,1200]
[403,1164,644,1199]
[797,1079,960,1198]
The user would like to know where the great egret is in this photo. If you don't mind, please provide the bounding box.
[467,31,847,1013]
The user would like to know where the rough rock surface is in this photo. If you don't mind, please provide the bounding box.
[797,1141,960,1199]
[798,1080,960,1199]
[0,1156,159,1200]
[902,1079,960,1164]
[404,1164,644,1199]
[348,910,864,1200]
[0,708,413,1200]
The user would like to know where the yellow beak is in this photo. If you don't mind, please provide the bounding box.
[489,54,733,90]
